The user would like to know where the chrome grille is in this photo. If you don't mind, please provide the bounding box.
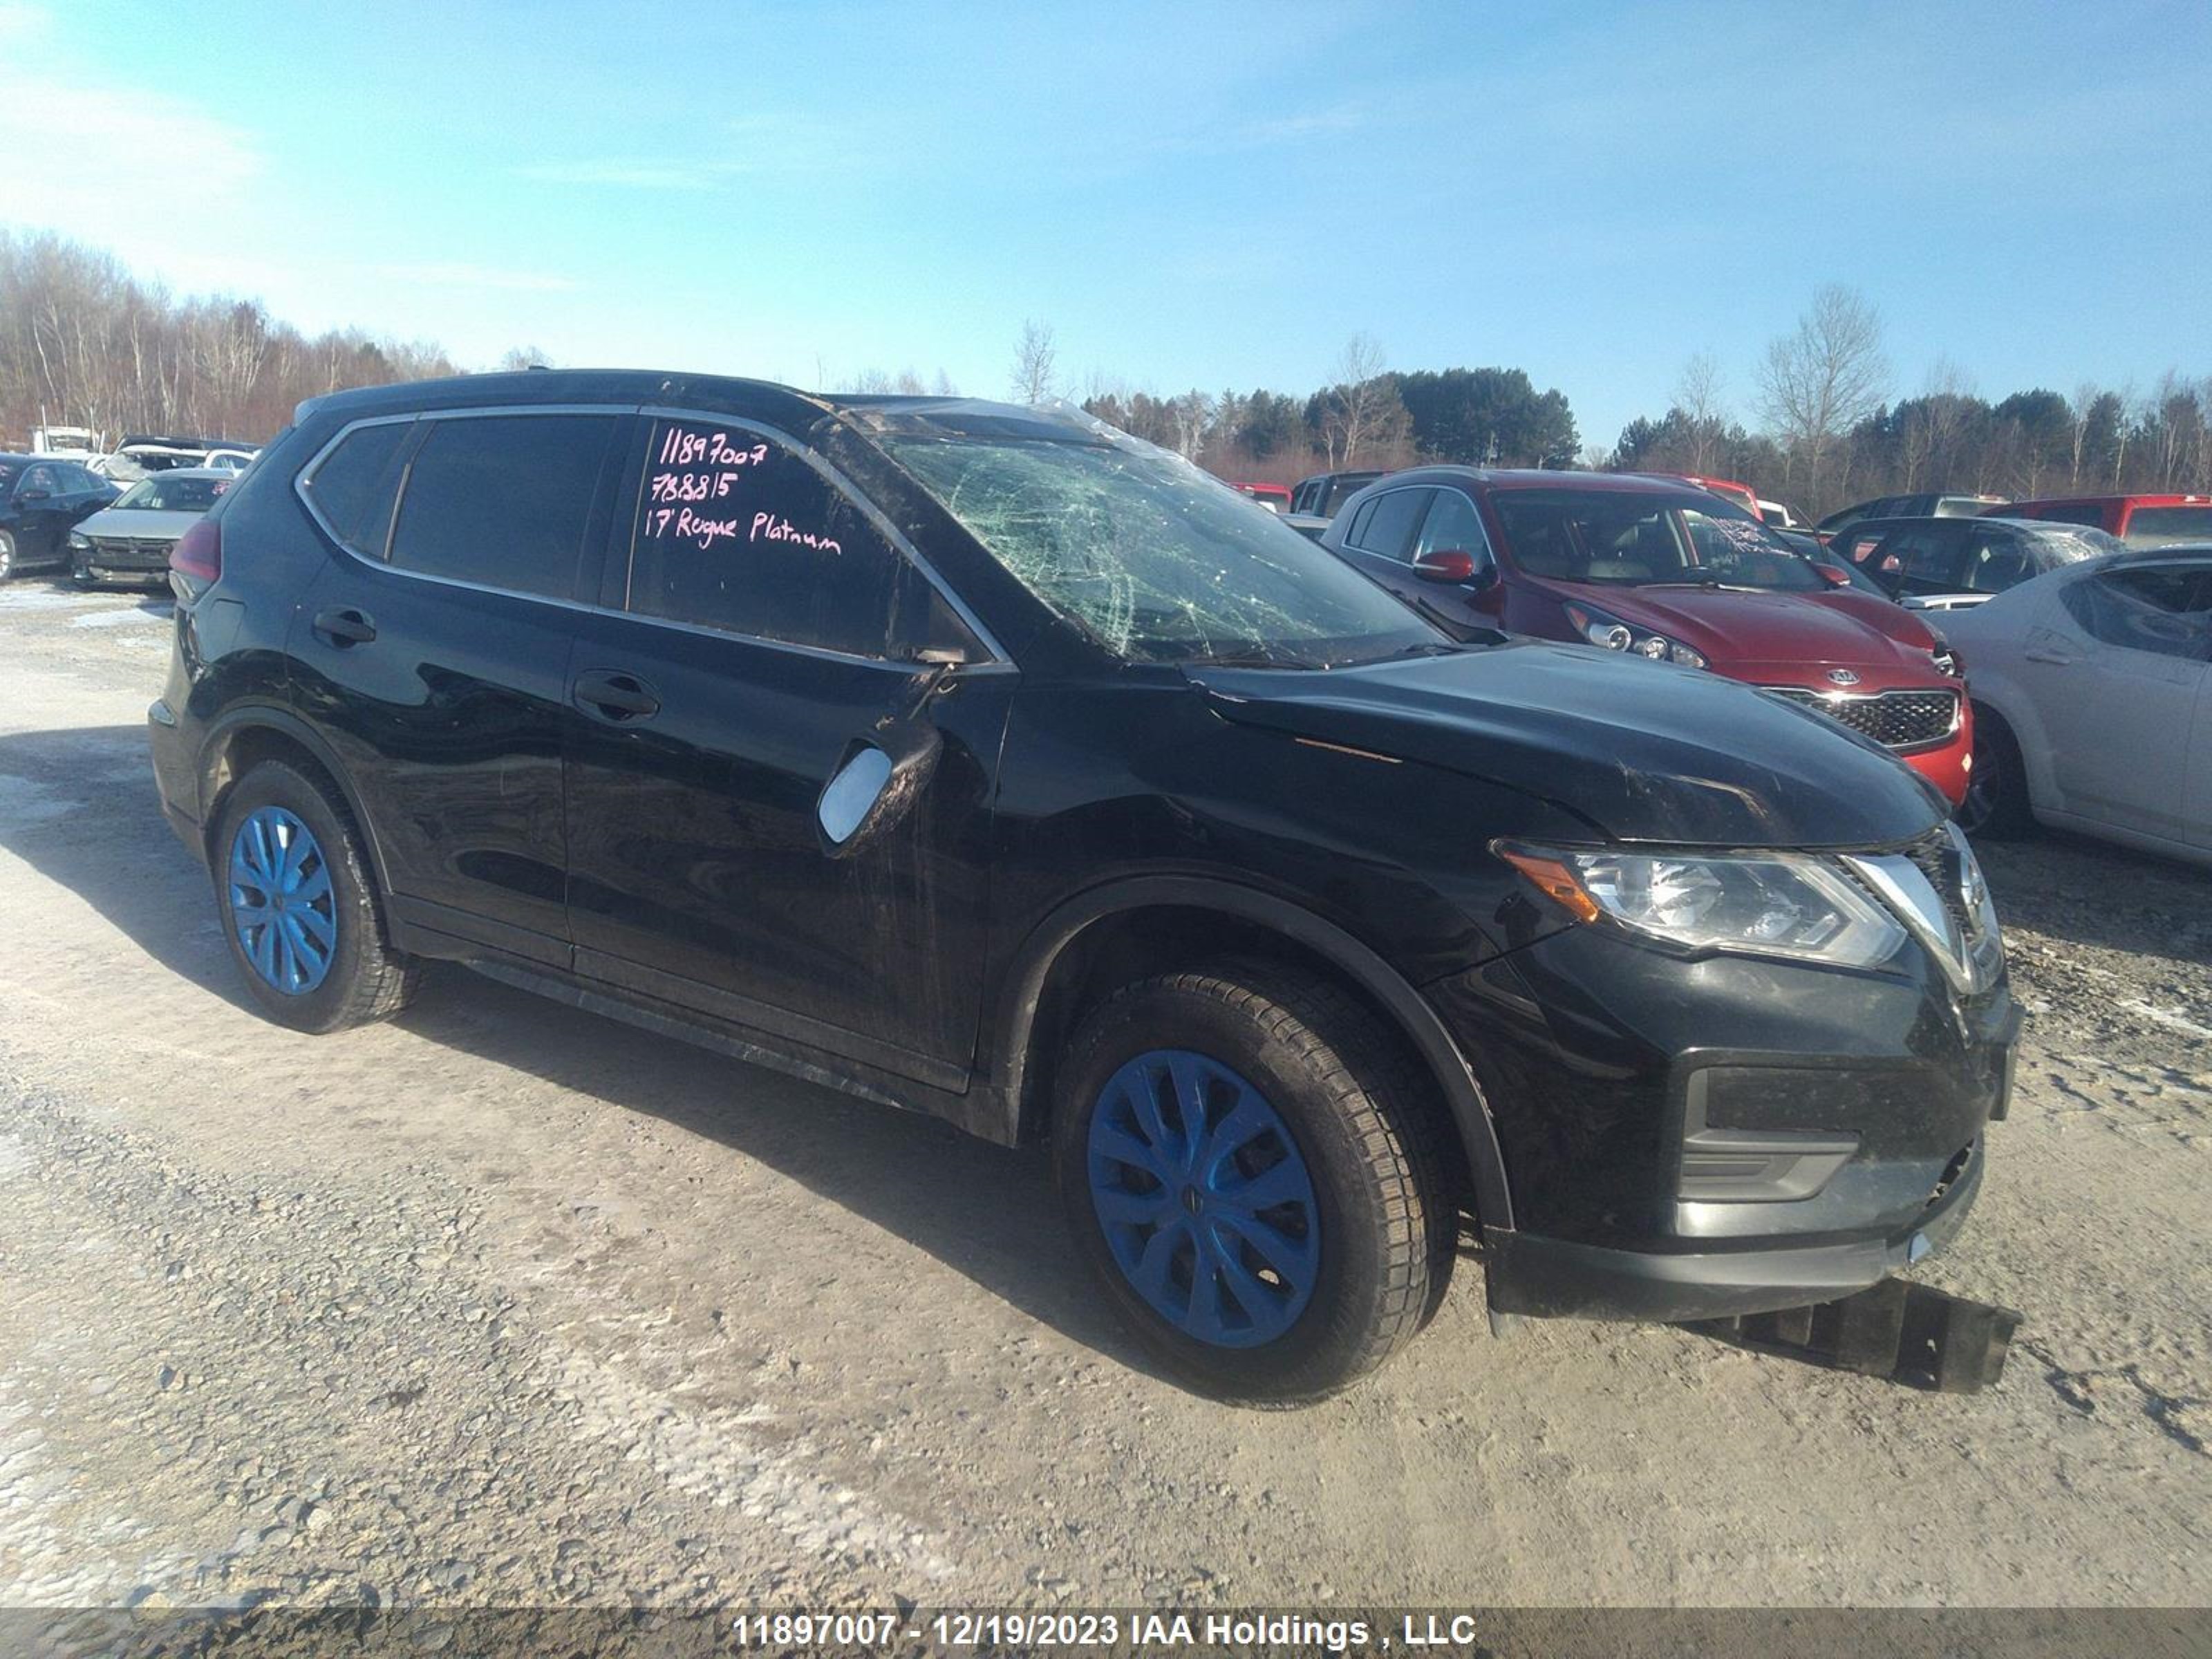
[1765,686,1960,749]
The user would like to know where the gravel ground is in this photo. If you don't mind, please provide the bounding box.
[0,578,2206,1621]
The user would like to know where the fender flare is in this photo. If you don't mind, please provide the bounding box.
[196,704,394,894]
[991,874,1515,1231]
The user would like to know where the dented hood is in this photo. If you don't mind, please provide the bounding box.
[1188,641,1945,849]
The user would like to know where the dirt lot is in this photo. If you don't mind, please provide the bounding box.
[1,579,2207,1618]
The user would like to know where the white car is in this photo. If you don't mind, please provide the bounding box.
[1944,546,2212,865]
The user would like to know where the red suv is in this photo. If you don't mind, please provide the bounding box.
[1985,493,2212,548]
[1324,469,1974,803]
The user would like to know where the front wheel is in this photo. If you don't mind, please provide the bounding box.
[70,544,97,586]
[0,530,17,581]
[1053,962,1454,1405]
[212,760,420,1033]
[1957,705,2034,838]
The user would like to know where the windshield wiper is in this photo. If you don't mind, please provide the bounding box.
[1640,579,1761,593]
[1191,649,1323,671]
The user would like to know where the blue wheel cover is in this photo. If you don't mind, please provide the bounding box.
[1087,1049,1320,1348]
[227,806,337,995]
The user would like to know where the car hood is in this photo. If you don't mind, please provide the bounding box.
[75,507,198,538]
[1548,582,1940,677]
[1188,641,1944,848]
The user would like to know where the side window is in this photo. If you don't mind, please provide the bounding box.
[388,414,616,599]
[1414,488,1491,566]
[20,464,57,496]
[302,420,416,559]
[1342,497,1379,547]
[1348,489,1431,561]
[1868,527,1935,586]
[1897,527,1968,594]
[627,418,913,658]
[1960,529,2032,593]
[2061,568,2211,660]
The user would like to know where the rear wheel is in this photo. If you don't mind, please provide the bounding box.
[1053,961,1453,1405]
[0,530,17,581]
[1958,706,2034,838]
[212,760,420,1033]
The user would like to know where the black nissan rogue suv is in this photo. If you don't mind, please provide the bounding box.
[149,371,2018,1404]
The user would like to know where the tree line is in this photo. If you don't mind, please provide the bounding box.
[1033,291,2207,514]
[5,229,2201,517]
[0,229,462,446]
[1067,330,1582,487]
[1608,286,2210,516]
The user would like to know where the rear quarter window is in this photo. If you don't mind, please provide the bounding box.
[302,420,415,557]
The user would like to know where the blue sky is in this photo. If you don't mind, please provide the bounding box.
[3,0,2206,449]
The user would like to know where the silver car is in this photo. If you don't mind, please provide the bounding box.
[66,467,235,587]
[1946,545,2212,865]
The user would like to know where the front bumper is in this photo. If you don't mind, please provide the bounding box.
[76,538,177,584]
[1427,919,2018,1323]
[1485,1137,1985,1320]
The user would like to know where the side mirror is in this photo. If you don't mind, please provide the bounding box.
[1413,550,1478,584]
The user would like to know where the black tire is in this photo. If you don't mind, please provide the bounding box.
[1958,704,2034,839]
[70,545,97,587]
[0,530,16,582]
[1052,959,1454,1406]
[211,760,421,1033]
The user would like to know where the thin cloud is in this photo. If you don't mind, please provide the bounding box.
[381,262,580,294]
[1230,105,1373,147]
[0,70,260,222]
[513,160,733,191]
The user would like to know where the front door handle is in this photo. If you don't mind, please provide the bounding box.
[572,669,662,722]
[312,607,376,646]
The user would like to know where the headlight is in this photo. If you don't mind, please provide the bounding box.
[1564,603,1707,669]
[68,532,91,549]
[1499,843,1906,969]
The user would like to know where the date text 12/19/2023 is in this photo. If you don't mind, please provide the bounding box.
[729,1611,1502,1652]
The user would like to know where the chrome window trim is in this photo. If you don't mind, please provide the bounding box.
[289,403,1015,672]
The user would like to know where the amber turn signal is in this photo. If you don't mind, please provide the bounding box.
[1498,848,1603,924]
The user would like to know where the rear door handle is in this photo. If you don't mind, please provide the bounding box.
[311,607,376,646]
[572,668,662,722]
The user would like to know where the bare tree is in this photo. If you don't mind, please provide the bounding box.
[1168,389,1214,461]
[2068,379,2101,489]
[1674,351,1727,474]
[1009,319,1060,405]
[1756,285,1888,499]
[496,345,552,372]
[1317,332,1398,467]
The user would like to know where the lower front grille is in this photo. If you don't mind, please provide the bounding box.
[1765,686,1961,749]
[88,536,176,568]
